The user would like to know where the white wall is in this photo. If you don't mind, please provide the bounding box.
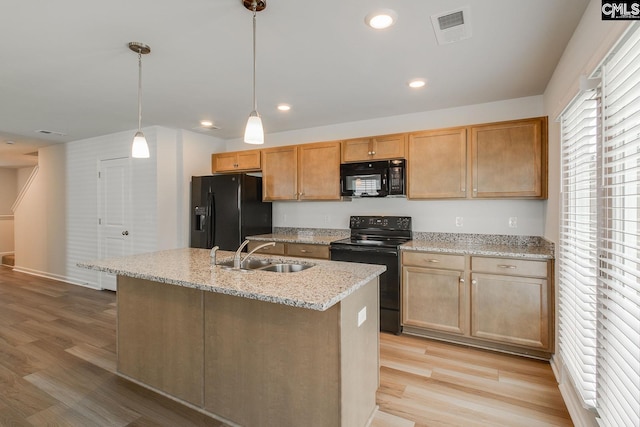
[13,126,223,287]
[228,95,546,236]
[14,145,67,280]
[0,168,17,254]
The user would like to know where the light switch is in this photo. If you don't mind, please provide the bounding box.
[358,306,367,327]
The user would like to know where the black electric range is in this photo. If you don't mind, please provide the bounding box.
[330,216,412,334]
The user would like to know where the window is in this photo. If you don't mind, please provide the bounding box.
[559,23,640,427]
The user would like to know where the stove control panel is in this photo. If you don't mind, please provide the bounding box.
[349,216,412,231]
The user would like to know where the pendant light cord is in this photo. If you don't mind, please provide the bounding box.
[252,4,257,112]
[137,49,143,132]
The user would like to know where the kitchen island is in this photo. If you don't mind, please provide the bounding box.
[80,248,385,427]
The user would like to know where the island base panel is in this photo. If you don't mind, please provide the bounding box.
[204,278,379,427]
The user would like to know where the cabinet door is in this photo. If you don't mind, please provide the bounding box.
[402,266,466,335]
[286,243,330,259]
[471,273,549,349]
[341,134,406,162]
[262,146,298,201]
[371,134,406,160]
[212,152,239,173]
[470,117,547,198]
[298,141,341,200]
[408,128,467,199]
[236,149,261,170]
[341,138,372,162]
[212,150,261,173]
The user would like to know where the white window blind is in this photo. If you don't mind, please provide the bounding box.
[559,91,599,408]
[599,24,640,427]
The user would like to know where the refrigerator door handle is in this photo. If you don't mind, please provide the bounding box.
[208,192,215,248]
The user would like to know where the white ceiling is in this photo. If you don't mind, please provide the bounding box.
[0,0,590,168]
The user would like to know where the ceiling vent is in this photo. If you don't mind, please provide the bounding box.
[35,129,66,136]
[431,6,472,45]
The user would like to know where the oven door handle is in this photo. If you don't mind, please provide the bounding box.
[330,246,398,256]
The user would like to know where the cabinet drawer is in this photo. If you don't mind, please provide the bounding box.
[286,243,330,259]
[247,241,286,255]
[471,257,548,277]
[403,251,465,270]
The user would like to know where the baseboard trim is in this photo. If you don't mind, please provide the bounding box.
[10,266,101,290]
[551,355,599,427]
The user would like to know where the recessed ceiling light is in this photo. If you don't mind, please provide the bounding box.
[408,79,426,89]
[277,104,291,112]
[365,9,398,30]
[200,120,214,127]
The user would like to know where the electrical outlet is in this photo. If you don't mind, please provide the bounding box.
[455,217,464,227]
[357,306,367,327]
[509,217,518,228]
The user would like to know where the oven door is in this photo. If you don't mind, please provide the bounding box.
[330,245,401,334]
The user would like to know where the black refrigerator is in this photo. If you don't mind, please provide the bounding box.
[190,174,272,251]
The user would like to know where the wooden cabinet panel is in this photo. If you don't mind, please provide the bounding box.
[341,133,406,162]
[403,266,466,335]
[212,149,261,173]
[117,277,204,406]
[247,241,286,255]
[471,257,548,277]
[408,128,467,199]
[470,117,547,198]
[286,243,330,259]
[471,272,549,349]
[262,146,298,201]
[298,141,341,200]
[403,251,465,270]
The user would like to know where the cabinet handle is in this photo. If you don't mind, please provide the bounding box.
[498,264,517,269]
[371,151,376,155]
[460,278,465,283]
[472,279,477,285]
[300,249,309,253]
[426,259,440,263]
[461,187,466,192]
[473,188,477,193]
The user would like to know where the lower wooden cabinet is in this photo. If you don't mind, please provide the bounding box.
[247,241,330,260]
[402,252,466,335]
[401,250,554,359]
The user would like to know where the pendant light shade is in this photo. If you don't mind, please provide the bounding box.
[128,42,151,158]
[244,111,264,144]
[243,1,266,144]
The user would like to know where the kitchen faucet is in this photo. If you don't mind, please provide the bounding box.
[233,240,276,269]
[210,246,219,265]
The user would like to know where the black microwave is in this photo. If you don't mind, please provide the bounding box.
[340,159,406,197]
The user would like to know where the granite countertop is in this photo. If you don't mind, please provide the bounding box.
[248,227,349,245]
[78,248,385,311]
[401,232,555,260]
[248,228,555,260]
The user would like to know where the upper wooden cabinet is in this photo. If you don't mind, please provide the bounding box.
[212,149,261,173]
[470,117,548,199]
[341,133,407,162]
[407,127,467,199]
[261,141,341,201]
[262,145,298,201]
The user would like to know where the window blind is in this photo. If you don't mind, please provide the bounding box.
[559,91,599,408]
[598,24,640,427]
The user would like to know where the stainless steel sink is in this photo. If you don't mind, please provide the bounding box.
[217,259,313,273]
[218,258,272,270]
[259,263,313,273]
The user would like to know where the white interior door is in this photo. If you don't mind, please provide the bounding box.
[98,157,131,291]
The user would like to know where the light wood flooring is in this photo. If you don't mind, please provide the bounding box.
[0,266,571,426]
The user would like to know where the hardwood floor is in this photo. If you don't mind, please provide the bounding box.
[0,267,571,426]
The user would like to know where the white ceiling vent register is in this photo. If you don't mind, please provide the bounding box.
[431,6,472,45]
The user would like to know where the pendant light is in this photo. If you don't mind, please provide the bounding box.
[128,42,151,158]
[243,0,266,144]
